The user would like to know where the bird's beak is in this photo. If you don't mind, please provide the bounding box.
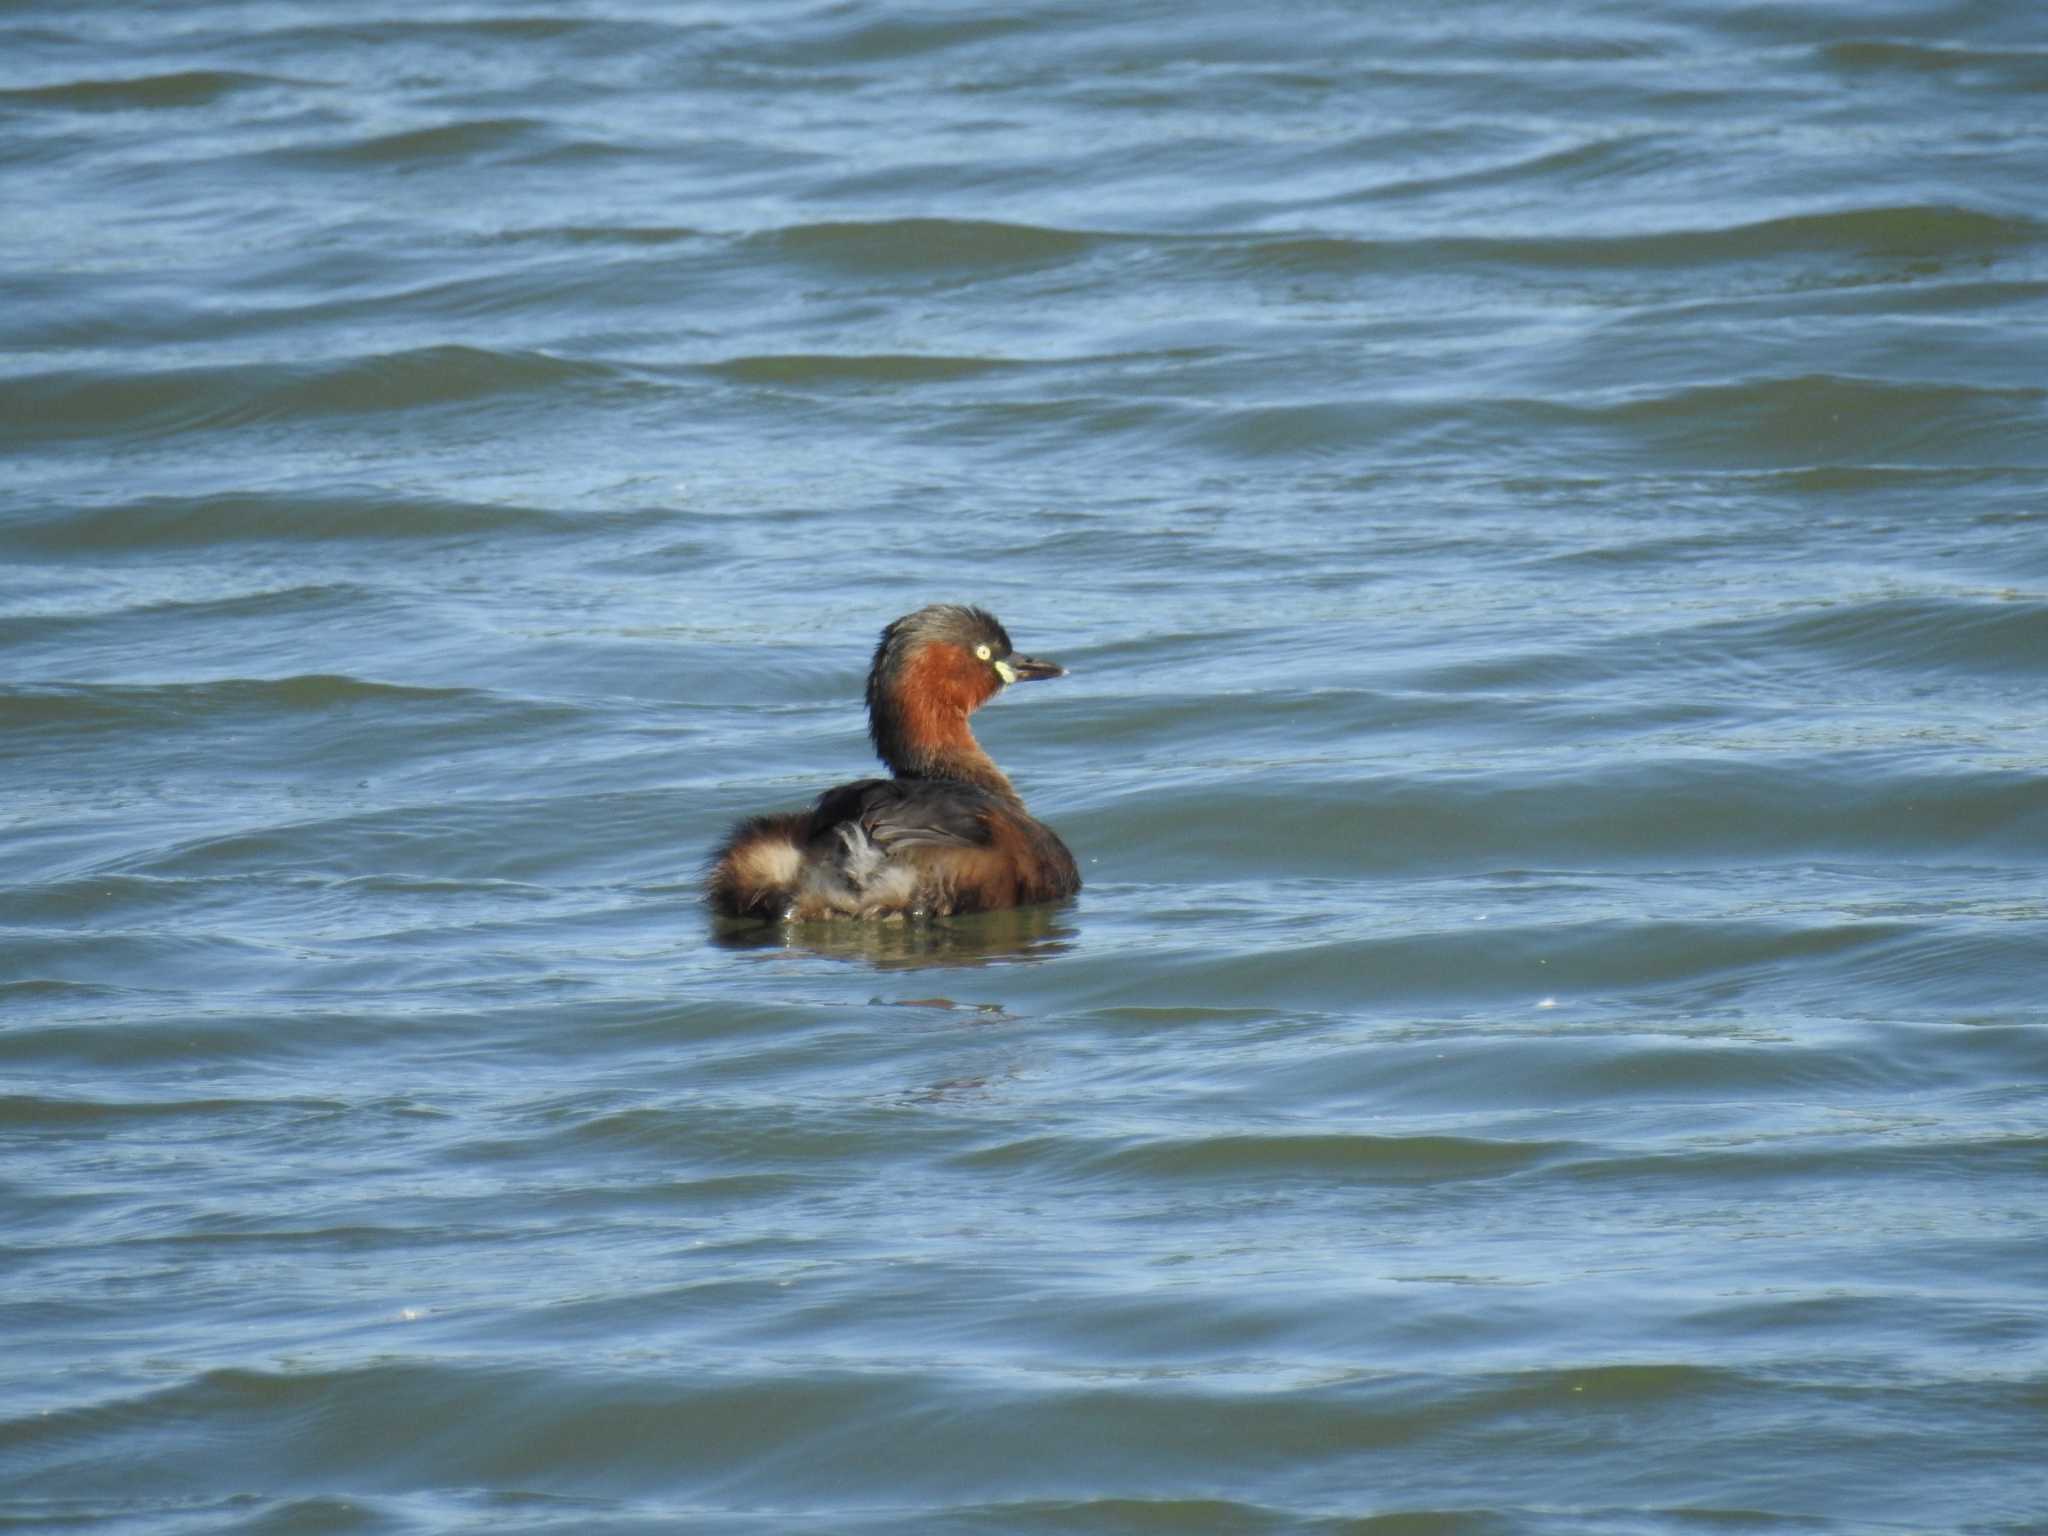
[996,654,1065,684]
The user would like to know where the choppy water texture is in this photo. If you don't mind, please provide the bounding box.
[5,2,2048,1531]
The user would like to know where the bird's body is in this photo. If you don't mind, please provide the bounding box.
[707,606,1080,921]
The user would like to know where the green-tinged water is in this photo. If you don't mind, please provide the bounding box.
[4,3,2047,1532]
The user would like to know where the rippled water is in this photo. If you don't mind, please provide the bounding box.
[6,2,2048,1531]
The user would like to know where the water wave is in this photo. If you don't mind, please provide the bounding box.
[0,70,298,111]
[0,346,616,445]
[1210,204,2042,274]
[0,493,616,554]
[758,218,1104,273]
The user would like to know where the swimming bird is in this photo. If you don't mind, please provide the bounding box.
[707,605,1081,921]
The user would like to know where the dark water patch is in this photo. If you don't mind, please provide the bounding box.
[0,869,283,928]
[1391,637,1994,714]
[1190,400,1428,463]
[1612,277,2048,334]
[0,1358,1747,1502]
[1823,39,2048,91]
[333,874,558,899]
[0,1013,426,1073]
[0,1093,342,1133]
[1698,1,2019,47]
[0,1362,920,1498]
[258,117,560,170]
[227,1494,400,1533]
[3,580,365,626]
[1562,1132,2048,1188]
[1,347,618,446]
[0,678,586,784]
[1678,1289,2048,1362]
[1355,132,1691,206]
[959,1132,1571,1185]
[0,70,296,112]
[741,10,1035,67]
[0,123,99,173]
[1831,926,2048,1013]
[1734,595,2048,677]
[924,396,1195,459]
[1524,528,1785,572]
[123,788,698,885]
[1213,205,2040,282]
[0,931,287,995]
[706,353,1026,387]
[540,1096,966,1171]
[0,585,421,680]
[907,1497,1442,1536]
[1760,463,2048,497]
[1285,1028,1961,1116]
[557,1171,811,1212]
[121,1215,524,1255]
[0,492,626,556]
[0,979,123,1011]
[303,257,705,329]
[26,1355,2019,1525]
[1558,1034,1938,1102]
[488,222,705,248]
[1581,374,2048,470]
[0,1493,414,1536]
[215,14,663,50]
[758,219,1104,277]
[0,996,782,1071]
[923,1502,1773,1536]
[1624,204,2039,264]
[1169,374,2047,471]
[1409,590,2048,693]
[1098,761,2048,878]
[0,865,550,940]
[0,674,471,724]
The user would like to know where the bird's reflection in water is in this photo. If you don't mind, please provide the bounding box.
[710,903,1076,970]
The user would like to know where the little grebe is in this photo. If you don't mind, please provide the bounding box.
[707,605,1081,921]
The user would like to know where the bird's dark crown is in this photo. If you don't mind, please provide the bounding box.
[868,605,1015,684]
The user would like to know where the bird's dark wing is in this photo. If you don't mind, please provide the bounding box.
[808,777,997,853]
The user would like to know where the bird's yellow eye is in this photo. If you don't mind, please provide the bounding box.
[975,643,993,661]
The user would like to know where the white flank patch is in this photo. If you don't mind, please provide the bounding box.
[740,837,802,888]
